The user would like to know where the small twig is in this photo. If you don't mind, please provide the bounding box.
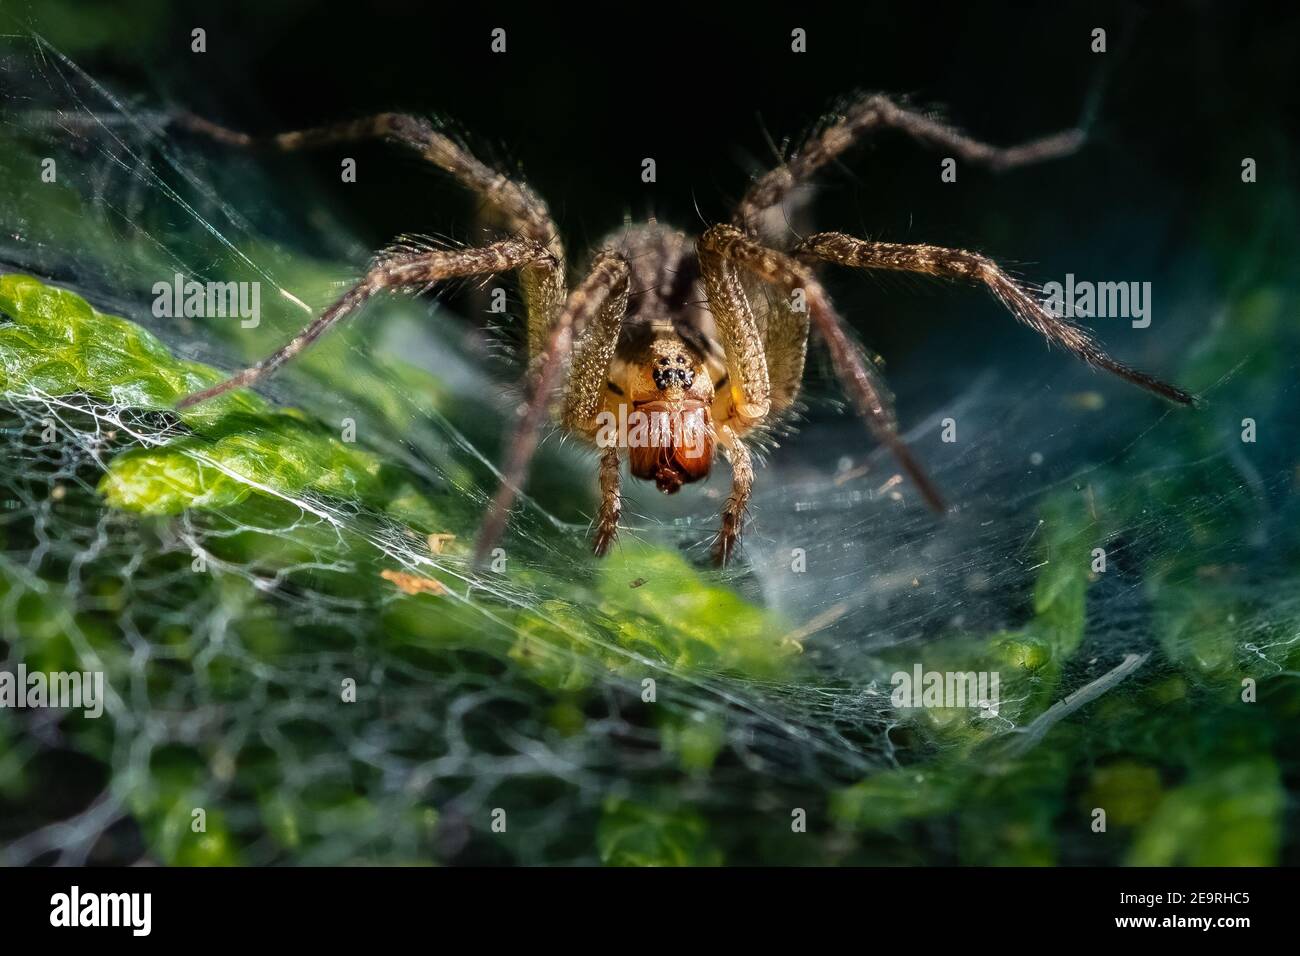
[1000,652,1151,758]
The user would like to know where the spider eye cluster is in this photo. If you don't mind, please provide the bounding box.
[652,353,694,390]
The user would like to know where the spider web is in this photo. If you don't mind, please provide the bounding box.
[1,33,1298,866]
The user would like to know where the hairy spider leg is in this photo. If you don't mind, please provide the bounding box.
[794,232,1196,406]
[713,423,753,566]
[699,224,948,516]
[695,233,774,562]
[169,110,567,359]
[159,110,619,564]
[176,239,554,408]
[733,91,1085,234]
[474,251,630,564]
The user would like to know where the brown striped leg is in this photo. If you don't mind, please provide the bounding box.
[795,232,1195,405]
[699,224,947,513]
[473,252,631,565]
[734,93,1084,232]
[696,232,773,428]
[170,111,567,360]
[561,252,631,432]
[713,425,753,567]
[760,289,811,421]
[592,447,622,557]
[176,238,553,408]
[559,252,630,556]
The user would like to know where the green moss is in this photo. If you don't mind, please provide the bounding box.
[660,711,726,775]
[1127,758,1283,866]
[100,417,385,515]
[0,274,407,520]
[1083,761,1165,828]
[0,274,264,422]
[597,797,723,866]
[597,543,797,676]
[127,748,242,865]
[831,764,967,830]
[505,543,800,687]
[0,716,30,800]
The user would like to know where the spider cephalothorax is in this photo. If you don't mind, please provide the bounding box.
[618,335,716,495]
[172,95,1194,567]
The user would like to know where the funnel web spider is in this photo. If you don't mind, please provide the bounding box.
[172,94,1194,566]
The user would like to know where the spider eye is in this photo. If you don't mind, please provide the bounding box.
[651,357,695,390]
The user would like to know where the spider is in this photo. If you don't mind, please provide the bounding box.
[172,94,1193,566]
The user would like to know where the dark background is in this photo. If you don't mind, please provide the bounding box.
[15,0,1300,384]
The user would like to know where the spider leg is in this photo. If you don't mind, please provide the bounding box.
[592,447,622,558]
[176,238,552,408]
[734,92,1084,233]
[167,111,566,360]
[752,281,810,420]
[696,232,789,562]
[561,252,631,433]
[558,251,630,556]
[713,425,753,567]
[794,232,1195,405]
[699,224,947,513]
[697,235,772,428]
[474,251,630,565]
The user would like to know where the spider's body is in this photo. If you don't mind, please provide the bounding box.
[590,223,724,495]
[173,96,1194,567]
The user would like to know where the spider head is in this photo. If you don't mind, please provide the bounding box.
[625,338,716,494]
